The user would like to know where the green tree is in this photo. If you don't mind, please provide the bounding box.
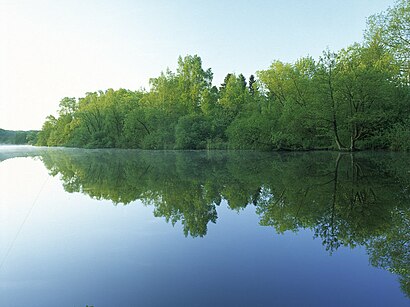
[175,114,211,149]
[176,55,213,113]
[366,0,410,83]
[36,115,57,146]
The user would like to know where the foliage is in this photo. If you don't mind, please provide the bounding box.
[0,128,38,145]
[385,117,410,151]
[227,113,274,150]
[175,114,211,149]
[36,1,410,151]
[366,0,410,83]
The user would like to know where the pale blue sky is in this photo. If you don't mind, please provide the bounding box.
[0,0,395,130]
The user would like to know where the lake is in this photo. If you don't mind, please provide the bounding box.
[0,146,409,306]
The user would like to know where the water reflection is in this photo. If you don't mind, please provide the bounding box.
[2,148,410,297]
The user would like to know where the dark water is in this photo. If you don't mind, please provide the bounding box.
[0,146,409,306]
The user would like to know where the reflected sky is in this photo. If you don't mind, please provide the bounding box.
[0,147,409,306]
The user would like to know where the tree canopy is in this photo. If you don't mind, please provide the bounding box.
[36,1,410,151]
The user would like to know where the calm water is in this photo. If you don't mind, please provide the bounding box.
[0,146,409,306]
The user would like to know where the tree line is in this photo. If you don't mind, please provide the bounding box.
[0,129,38,145]
[36,0,410,151]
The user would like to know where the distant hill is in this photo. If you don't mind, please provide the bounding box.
[0,129,39,145]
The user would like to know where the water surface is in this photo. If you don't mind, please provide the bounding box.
[0,146,409,306]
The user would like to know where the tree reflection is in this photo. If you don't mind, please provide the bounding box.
[35,149,410,297]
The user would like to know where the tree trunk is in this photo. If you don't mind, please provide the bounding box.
[350,136,356,151]
[332,114,345,150]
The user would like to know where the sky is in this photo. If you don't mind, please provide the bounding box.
[0,0,395,131]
